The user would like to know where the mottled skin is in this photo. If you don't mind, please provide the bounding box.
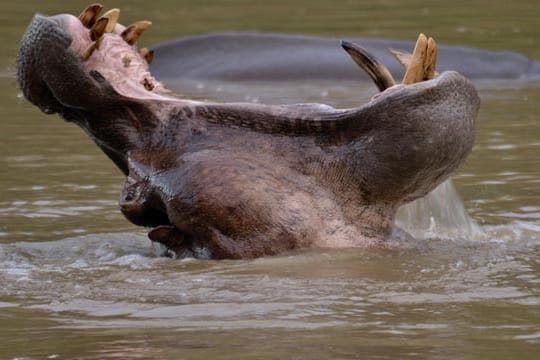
[17,13,479,259]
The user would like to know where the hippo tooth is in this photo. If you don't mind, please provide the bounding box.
[90,17,108,41]
[389,46,439,79]
[100,8,120,33]
[139,47,154,65]
[78,3,103,28]
[388,48,412,69]
[402,33,429,85]
[341,40,395,91]
[121,21,152,46]
[424,37,437,80]
[81,37,103,61]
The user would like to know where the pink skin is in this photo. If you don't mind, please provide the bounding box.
[61,14,182,102]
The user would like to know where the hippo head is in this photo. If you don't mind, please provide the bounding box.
[16,4,480,258]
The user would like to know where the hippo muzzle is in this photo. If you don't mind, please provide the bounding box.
[16,4,480,259]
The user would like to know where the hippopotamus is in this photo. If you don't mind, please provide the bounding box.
[16,4,480,259]
[150,32,540,83]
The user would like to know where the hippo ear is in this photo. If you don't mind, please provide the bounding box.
[341,40,396,91]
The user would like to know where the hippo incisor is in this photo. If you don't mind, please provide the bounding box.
[16,4,479,259]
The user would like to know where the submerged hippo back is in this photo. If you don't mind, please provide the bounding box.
[150,32,540,82]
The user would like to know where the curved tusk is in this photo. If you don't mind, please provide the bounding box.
[388,48,412,69]
[139,47,154,64]
[121,21,153,45]
[341,40,395,91]
[100,8,120,33]
[78,3,103,28]
[90,17,108,41]
[81,37,104,61]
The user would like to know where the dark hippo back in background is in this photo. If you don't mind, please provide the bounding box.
[150,32,540,82]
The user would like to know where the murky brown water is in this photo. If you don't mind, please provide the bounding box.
[1,1,539,359]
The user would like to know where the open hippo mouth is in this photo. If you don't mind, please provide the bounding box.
[17,4,479,259]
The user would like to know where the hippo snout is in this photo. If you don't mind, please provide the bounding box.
[17,15,72,114]
[17,13,117,117]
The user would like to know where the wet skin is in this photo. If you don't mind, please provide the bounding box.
[16,11,479,259]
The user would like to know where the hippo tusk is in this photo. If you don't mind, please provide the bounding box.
[424,37,438,80]
[81,37,103,61]
[90,17,108,41]
[78,3,103,28]
[121,21,153,45]
[388,48,412,69]
[341,40,396,91]
[389,45,439,80]
[139,47,154,64]
[100,8,120,33]
[402,33,438,84]
[402,33,429,84]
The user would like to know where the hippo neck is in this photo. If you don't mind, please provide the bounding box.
[62,98,162,175]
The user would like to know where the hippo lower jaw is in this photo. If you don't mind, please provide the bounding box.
[16,5,479,259]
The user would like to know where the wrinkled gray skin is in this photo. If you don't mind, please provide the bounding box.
[17,14,479,259]
[150,32,540,81]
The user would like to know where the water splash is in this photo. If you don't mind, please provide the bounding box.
[395,179,480,240]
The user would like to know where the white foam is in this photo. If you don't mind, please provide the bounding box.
[396,179,480,240]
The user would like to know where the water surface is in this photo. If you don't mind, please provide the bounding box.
[1,1,539,359]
